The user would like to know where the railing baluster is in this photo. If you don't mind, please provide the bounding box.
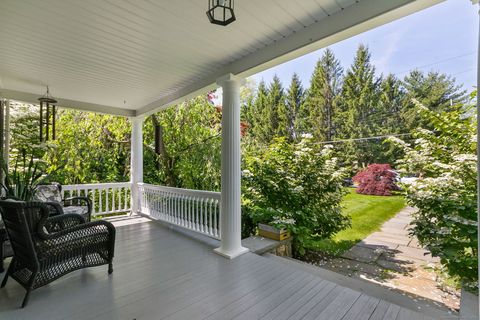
[99,188,103,214]
[188,196,192,228]
[208,199,212,236]
[92,188,96,215]
[181,195,186,227]
[213,199,217,237]
[199,198,203,233]
[194,197,198,231]
[204,199,208,234]
[111,188,114,212]
[123,187,127,211]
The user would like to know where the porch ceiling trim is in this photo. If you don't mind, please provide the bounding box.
[137,0,444,117]
[1,89,135,117]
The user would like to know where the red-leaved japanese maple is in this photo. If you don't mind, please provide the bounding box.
[352,164,398,196]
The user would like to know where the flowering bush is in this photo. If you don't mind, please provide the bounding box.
[242,134,350,255]
[389,97,478,292]
[352,164,398,196]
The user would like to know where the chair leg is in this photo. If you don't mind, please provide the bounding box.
[21,289,32,308]
[1,259,13,288]
[1,270,8,288]
[108,262,113,275]
[20,273,37,308]
[0,241,4,273]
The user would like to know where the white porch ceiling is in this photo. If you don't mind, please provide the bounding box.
[0,0,443,116]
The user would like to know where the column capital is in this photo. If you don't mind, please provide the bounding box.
[216,73,245,87]
[130,115,145,122]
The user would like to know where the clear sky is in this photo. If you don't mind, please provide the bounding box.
[249,0,478,92]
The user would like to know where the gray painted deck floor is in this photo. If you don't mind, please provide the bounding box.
[0,220,439,320]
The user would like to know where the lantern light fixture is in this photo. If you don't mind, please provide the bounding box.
[207,0,236,26]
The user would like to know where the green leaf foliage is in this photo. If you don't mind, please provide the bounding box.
[45,110,131,184]
[143,96,222,191]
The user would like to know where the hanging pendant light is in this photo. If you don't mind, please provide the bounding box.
[207,0,236,26]
[38,86,57,142]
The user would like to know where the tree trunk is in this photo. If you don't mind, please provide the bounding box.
[150,115,177,187]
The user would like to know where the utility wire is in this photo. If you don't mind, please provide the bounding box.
[395,51,476,76]
[451,67,477,77]
[313,133,412,145]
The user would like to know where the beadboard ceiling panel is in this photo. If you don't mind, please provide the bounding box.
[0,0,443,116]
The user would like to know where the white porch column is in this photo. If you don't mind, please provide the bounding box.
[214,74,249,259]
[475,0,480,294]
[4,100,10,164]
[0,99,9,173]
[130,116,144,215]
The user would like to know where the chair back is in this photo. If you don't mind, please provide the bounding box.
[0,201,47,269]
[34,184,62,203]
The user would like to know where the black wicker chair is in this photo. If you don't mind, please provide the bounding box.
[0,200,115,308]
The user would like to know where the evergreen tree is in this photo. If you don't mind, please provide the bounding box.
[267,75,287,139]
[401,70,467,130]
[336,45,381,166]
[247,80,270,143]
[378,74,405,134]
[285,73,305,141]
[376,74,406,164]
[299,49,343,141]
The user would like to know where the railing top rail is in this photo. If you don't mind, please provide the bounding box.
[138,183,221,200]
[62,182,132,189]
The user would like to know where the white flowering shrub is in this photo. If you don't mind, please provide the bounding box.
[242,136,349,255]
[389,97,478,291]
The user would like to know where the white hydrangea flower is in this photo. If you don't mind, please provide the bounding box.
[301,133,313,139]
[293,186,304,192]
[241,169,253,177]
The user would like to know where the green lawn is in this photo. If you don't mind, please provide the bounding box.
[306,188,406,256]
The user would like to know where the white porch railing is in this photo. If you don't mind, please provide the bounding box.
[62,182,131,216]
[137,183,221,239]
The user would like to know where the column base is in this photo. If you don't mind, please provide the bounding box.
[214,246,249,259]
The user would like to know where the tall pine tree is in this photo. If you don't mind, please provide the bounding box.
[285,73,305,141]
[246,80,271,144]
[378,74,405,135]
[336,45,381,166]
[267,75,287,139]
[377,74,406,164]
[299,48,343,141]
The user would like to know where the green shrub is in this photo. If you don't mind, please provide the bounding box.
[389,96,478,292]
[242,135,350,255]
[1,150,48,201]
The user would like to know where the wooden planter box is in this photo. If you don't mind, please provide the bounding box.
[258,223,291,241]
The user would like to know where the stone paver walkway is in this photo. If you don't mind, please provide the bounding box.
[343,206,438,266]
[318,206,460,311]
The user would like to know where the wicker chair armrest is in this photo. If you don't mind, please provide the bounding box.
[44,213,86,232]
[64,196,92,221]
[42,201,64,216]
[38,219,115,241]
[64,196,92,210]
